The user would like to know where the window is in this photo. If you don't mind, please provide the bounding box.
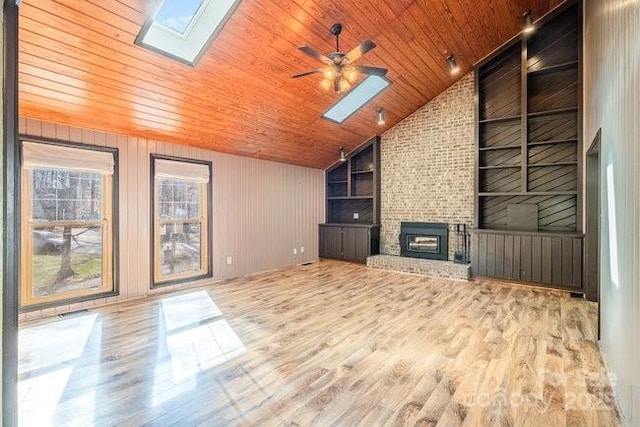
[152,155,211,286]
[135,0,242,66]
[155,0,205,34]
[20,140,118,308]
[322,75,392,123]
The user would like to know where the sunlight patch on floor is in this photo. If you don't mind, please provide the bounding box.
[18,313,99,426]
[152,291,246,408]
[161,289,222,331]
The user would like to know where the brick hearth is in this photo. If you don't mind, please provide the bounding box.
[367,255,470,281]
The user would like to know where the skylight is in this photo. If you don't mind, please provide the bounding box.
[322,75,392,123]
[155,0,204,34]
[135,0,241,66]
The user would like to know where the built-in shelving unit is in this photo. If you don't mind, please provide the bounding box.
[325,138,379,224]
[472,2,584,290]
[320,137,381,262]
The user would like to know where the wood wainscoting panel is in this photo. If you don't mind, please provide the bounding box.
[18,260,620,425]
[471,229,584,290]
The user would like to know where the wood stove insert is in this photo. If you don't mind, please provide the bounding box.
[400,222,448,261]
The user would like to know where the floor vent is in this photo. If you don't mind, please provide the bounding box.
[570,292,584,299]
[302,262,313,266]
[58,309,89,318]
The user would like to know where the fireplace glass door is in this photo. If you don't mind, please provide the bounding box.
[406,235,440,254]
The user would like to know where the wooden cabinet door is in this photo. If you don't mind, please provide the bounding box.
[319,225,343,259]
[342,227,370,262]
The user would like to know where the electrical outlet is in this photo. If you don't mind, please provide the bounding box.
[300,246,305,253]
[353,212,359,220]
[226,256,232,265]
[294,248,298,255]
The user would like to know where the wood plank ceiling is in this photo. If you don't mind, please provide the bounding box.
[19,0,566,169]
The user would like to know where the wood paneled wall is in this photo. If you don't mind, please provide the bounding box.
[584,0,640,423]
[470,230,583,289]
[1,5,5,419]
[18,118,325,320]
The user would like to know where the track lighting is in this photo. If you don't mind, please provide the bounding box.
[377,108,385,126]
[339,147,346,162]
[523,11,535,34]
[446,55,460,75]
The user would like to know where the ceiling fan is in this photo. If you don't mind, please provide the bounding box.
[292,23,387,93]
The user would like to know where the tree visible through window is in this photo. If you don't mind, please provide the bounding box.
[21,141,116,307]
[158,179,202,276]
[153,156,210,285]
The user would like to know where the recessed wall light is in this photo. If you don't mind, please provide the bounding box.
[446,55,460,75]
[523,11,535,34]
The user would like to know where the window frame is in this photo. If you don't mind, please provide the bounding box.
[150,154,212,288]
[18,136,119,311]
[134,0,242,67]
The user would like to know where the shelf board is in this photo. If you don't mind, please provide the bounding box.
[472,228,584,238]
[528,138,578,146]
[527,107,578,118]
[479,165,521,170]
[528,161,578,167]
[351,170,374,175]
[526,191,578,196]
[479,191,578,197]
[479,144,522,151]
[527,61,579,76]
[478,115,521,124]
[478,192,522,196]
[327,180,348,184]
[328,196,373,200]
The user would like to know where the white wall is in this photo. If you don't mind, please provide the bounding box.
[584,0,640,424]
[19,118,325,320]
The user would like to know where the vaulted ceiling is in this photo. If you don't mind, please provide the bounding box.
[19,0,565,169]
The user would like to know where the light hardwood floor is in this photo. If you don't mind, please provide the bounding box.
[18,260,621,426]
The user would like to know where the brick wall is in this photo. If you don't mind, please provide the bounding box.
[380,73,475,260]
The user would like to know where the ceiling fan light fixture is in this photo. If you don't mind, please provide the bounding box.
[339,78,351,93]
[324,68,336,79]
[377,108,385,126]
[446,55,460,75]
[346,67,359,83]
[293,23,385,94]
[320,78,332,91]
[523,11,535,34]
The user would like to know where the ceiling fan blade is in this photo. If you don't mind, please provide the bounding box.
[355,65,388,76]
[333,77,340,93]
[298,45,330,63]
[346,40,376,63]
[292,69,323,78]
